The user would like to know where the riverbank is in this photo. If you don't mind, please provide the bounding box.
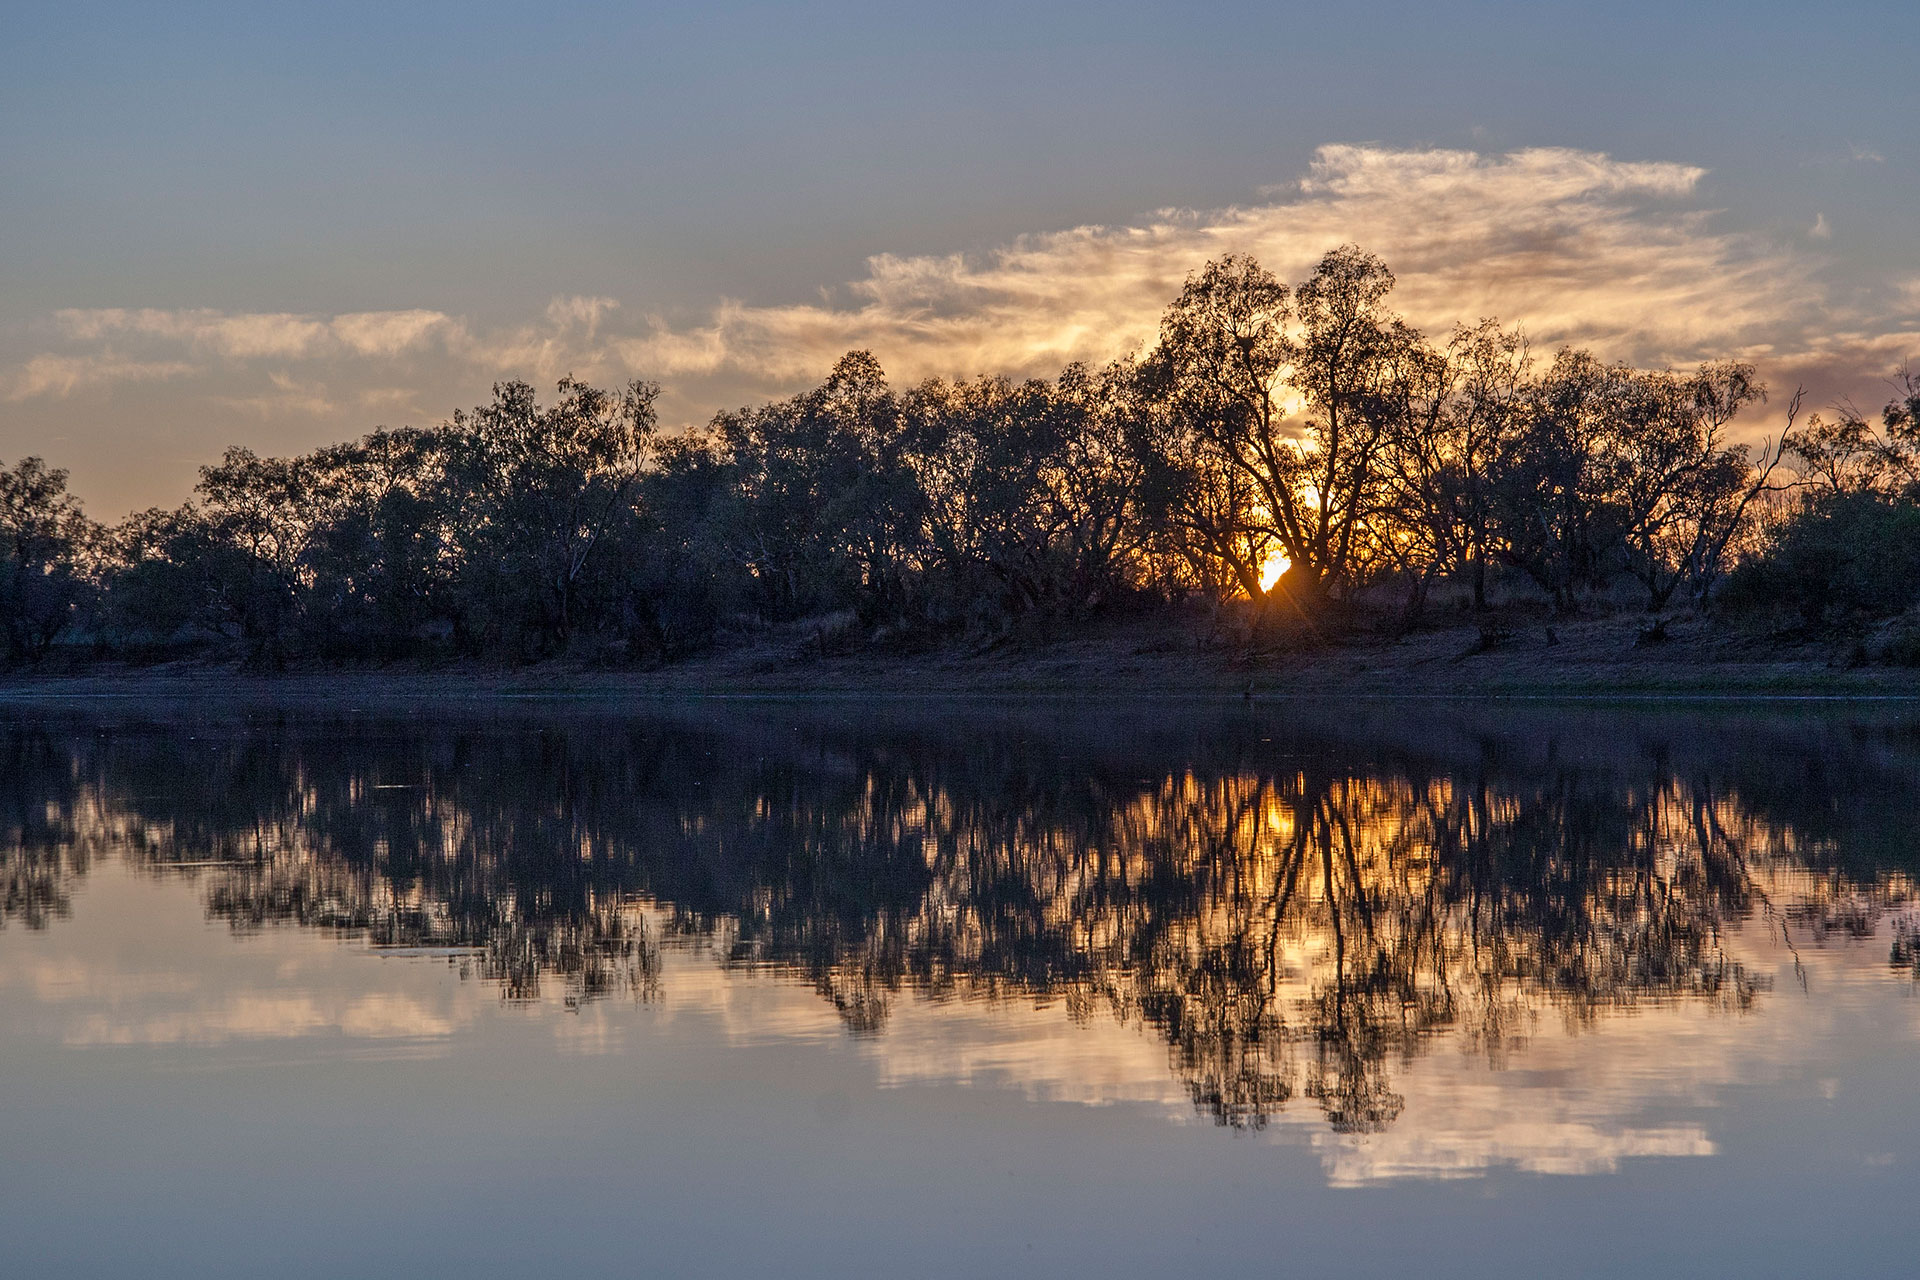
[2,611,1914,702]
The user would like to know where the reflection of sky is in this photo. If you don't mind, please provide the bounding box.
[7,861,1913,1192]
[4,1,1917,515]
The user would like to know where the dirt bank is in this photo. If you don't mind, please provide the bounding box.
[2,612,1914,704]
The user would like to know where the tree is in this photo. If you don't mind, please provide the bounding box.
[1050,361,1152,605]
[1788,369,1920,496]
[621,430,739,658]
[192,445,324,659]
[1141,254,1293,603]
[1143,247,1423,607]
[1665,374,1798,608]
[1493,349,1630,609]
[1378,320,1531,614]
[0,457,98,661]
[1281,245,1424,599]
[438,376,659,655]
[99,504,220,647]
[712,351,917,626]
[20,247,1914,664]
[296,428,449,657]
[902,362,1145,624]
[1723,490,1920,629]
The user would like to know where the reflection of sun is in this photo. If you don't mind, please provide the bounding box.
[1259,549,1290,593]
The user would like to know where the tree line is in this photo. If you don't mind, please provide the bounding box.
[5,245,1918,665]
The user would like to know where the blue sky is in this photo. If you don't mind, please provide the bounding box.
[4,0,1916,512]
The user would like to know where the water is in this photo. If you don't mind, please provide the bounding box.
[2,698,1916,1277]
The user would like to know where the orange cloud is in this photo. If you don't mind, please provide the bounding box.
[8,146,1918,442]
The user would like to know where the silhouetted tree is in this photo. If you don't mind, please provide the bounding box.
[711,351,916,627]
[1141,247,1422,607]
[903,360,1146,624]
[1377,320,1530,615]
[11,248,1915,663]
[1139,254,1294,603]
[437,376,658,655]
[0,457,97,661]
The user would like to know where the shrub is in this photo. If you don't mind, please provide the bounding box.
[1722,493,1920,630]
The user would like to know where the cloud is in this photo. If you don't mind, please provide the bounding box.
[51,306,451,361]
[545,294,620,336]
[607,144,1819,395]
[213,371,337,418]
[332,309,451,357]
[7,144,1918,445]
[439,296,622,384]
[55,308,332,359]
[4,351,196,400]
[1810,212,1833,241]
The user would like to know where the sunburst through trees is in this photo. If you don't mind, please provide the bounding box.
[4,250,1918,665]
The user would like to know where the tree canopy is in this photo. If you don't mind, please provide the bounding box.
[5,247,1910,666]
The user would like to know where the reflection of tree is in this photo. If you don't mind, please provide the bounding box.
[201,854,659,1006]
[2,707,1916,1129]
[961,769,1775,1129]
[0,726,119,929]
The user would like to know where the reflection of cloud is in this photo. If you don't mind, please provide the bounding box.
[1316,1122,1715,1183]
[7,864,480,1051]
[7,959,199,1002]
[622,901,1920,1187]
[63,991,455,1045]
[12,855,1920,1187]
[857,997,1186,1110]
[642,922,1186,1108]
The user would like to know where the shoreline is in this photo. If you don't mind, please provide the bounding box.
[5,613,1918,704]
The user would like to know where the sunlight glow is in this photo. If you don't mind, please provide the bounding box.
[1260,550,1291,593]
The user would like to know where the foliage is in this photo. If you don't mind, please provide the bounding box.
[0,458,97,661]
[1721,491,1920,630]
[11,250,1914,666]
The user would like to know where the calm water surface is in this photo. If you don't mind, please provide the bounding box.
[2,699,1917,1277]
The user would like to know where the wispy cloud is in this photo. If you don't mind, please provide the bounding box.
[608,145,1794,391]
[4,351,197,401]
[51,307,451,362]
[604,144,1885,416]
[440,295,623,384]
[7,145,1918,438]
[544,295,620,336]
[212,371,338,418]
[331,310,453,358]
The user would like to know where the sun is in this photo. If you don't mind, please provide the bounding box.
[1259,549,1290,593]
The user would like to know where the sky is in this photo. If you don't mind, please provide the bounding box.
[4,0,1917,516]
